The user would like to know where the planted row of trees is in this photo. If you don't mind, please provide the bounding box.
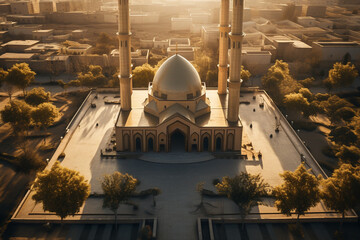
[32,162,160,232]
[211,163,360,230]
[262,60,360,167]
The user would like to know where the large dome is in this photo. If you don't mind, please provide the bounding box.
[152,54,202,100]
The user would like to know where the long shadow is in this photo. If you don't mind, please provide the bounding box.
[239,92,313,174]
[80,104,119,139]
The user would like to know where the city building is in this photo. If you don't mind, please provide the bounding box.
[1,40,39,52]
[32,29,53,41]
[10,1,34,15]
[312,41,360,63]
[39,1,55,14]
[171,17,192,31]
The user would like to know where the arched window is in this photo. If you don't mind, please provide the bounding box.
[203,136,209,151]
[216,137,222,152]
[148,137,154,152]
[135,137,142,152]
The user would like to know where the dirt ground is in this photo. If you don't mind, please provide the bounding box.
[0,90,89,235]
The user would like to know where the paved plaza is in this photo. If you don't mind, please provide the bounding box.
[11,91,357,240]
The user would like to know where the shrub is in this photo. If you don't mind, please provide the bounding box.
[58,152,66,159]
[16,148,46,174]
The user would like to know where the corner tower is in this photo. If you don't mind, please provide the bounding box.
[227,0,244,122]
[118,0,132,111]
[218,0,230,95]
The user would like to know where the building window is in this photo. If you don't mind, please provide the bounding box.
[187,93,193,99]
[233,42,235,48]
[125,41,127,47]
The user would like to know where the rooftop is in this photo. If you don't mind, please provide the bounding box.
[0,52,34,59]
[314,41,360,47]
[24,43,61,52]
[1,40,39,47]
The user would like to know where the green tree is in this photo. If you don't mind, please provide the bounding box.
[241,66,251,86]
[32,161,90,223]
[132,64,156,88]
[68,79,80,87]
[92,33,116,55]
[314,93,330,101]
[283,93,310,113]
[101,172,138,230]
[298,88,313,101]
[262,60,301,104]
[335,145,360,166]
[6,63,36,95]
[78,65,107,87]
[31,103,59,142]
[1,100,32,133]
[274,164,321,223]
[0,68,8,88]
[57,79,69,93]
[329,126,357,146]
[326,62,358,89]
[194,49,213,81]
[216,173,269,224]
[25,87,50,106]
[321,164,360,230]
[205,70,217,87]
[31,103,59,129]
[349,115,360,136]
[299,77,314,88]
[332,107,356,123]
[320,95,353,122]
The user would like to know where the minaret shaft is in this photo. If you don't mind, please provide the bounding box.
[218,0,230,95]
[227,0,244,123]
[118,0,132,111]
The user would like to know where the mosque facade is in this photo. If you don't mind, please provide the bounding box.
[115,0,244,152]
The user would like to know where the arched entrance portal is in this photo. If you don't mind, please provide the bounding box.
[170,130,186,152]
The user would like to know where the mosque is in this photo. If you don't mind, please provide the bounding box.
[115,0,244,152]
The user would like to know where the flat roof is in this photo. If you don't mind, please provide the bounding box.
[292,41,312,49]
[1,40,39,47]
[314,41,360,47]
[25,43,60,51]
[32,29,53,33]
[116,90,241,128]
[0,52,34,59]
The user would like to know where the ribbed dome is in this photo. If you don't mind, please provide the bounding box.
[152,54,202,100]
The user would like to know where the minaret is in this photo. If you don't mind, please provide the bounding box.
[218,0,230,95]
[118,0,132,111]
[227,0,244,123]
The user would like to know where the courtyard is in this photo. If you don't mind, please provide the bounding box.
[10,90,357,240]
